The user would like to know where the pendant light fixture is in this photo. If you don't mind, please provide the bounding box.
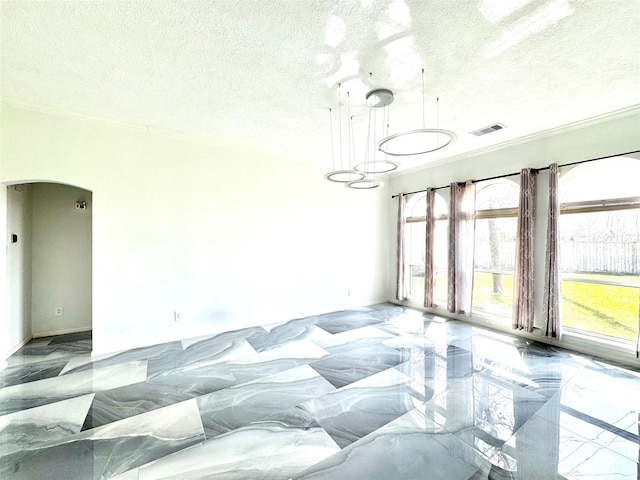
[378,69,456,156]
[325,84,366,183]
[352,75,399,176]
[346,107,385,189]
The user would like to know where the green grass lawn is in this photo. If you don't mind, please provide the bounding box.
[412,272,639,340]
[562,275,639,340]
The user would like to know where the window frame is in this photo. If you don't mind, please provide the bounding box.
[559,192,640,341]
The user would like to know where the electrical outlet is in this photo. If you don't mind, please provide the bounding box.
[54,307,64,317]
[174,311,181,322]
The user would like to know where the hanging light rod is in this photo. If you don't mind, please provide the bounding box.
[325,84,366,183]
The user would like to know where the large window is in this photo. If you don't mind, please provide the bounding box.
[405,192,448,304]
[473,180,519,316]
[559,157,640,341]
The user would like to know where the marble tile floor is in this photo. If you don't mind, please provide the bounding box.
[1,304,639,479]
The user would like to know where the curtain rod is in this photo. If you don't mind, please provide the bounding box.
[390,149,640,199]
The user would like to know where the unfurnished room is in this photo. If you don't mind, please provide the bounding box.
[0,1,639,479]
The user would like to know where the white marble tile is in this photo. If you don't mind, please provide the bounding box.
[0,360,148,415]
[499,409,639,479]
[301,368,425,447]
[148,339,257,378]
[1,399,205,479]
[138,421,340,479]
[60,341,182,375]
[314,325,394,349]
[197,365,336,439]
[231,340,330,365]
[293,407,487,479]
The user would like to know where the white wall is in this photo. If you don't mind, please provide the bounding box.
[387,108,640,366]
[31,183,92,336]
[0,103,389,356]
[0,187,6,369]
[5,184,33,355]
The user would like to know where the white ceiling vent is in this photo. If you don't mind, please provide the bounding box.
[470,123,506,136]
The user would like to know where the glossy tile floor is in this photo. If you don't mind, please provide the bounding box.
[1,304,639,479]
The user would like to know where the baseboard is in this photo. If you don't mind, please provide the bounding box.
[32,326,92,338]
[3,335,32,361]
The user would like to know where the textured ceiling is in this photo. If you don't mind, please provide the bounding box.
[1,0,639,172]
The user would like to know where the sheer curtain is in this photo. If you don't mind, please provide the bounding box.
[636,298,640,358]
[396,193,407,302]
[543,164,562,339]
[424,188,436,308]
[513,169,537,332]
[448,181,476,315]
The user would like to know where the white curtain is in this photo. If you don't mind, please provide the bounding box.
[396,193,407,302]
[543,164,562,339]
[448,181,476,315]
[513,169,537,332]
[424,188,436,308]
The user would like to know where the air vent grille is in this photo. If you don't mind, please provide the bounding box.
[470,123,506,136]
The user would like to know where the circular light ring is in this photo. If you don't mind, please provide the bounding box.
[353,160,399,174]
[346,179,385,189]
[378,129,457,156]
[325,170,366,183]
[366,88,394,108]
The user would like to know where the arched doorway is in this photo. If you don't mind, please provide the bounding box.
[5,181,92,360]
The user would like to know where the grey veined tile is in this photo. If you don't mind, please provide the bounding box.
[60,340,184,375]
[137,419,340,480]
[0,361,148,416]
[301,368,426,448]
[309,343,411,389]
[0,359,69,388]
[420,375,549,462]
[293,404,487,480]
[495,407,639,479]
[0,398,205,480]
[246,319,333,352]
[0,394,94,456]
[224,340,330,383]
[146,328,264,378]
[197,365,336,440]
[82,366,238,430]
[6,335,92,368]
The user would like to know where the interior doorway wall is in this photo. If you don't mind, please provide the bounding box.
[5,182,92,356]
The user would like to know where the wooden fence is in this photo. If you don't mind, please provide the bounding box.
[474,241,639,275]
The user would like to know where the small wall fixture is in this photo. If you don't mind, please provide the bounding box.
[75,201,87,210]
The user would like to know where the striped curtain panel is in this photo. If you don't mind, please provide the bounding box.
[396,193,407,302]
[543,164,562,339]
[513,169,537,332]
[424,188,436,308]
[448,181,476,315]
[636,289,639,358]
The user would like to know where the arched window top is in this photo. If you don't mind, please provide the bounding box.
[406,191,448,218]
[475,179,519,210]
[560,156,640,203]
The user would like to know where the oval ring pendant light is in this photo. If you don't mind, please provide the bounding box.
[347,178,384,189]
[378,69,456,157]
[325,170,366,182]
[378,128,457,156]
